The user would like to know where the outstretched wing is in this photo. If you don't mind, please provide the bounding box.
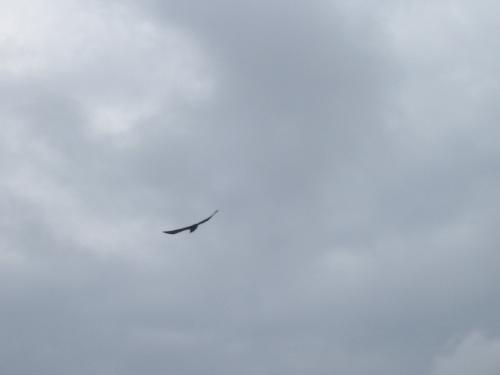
[162,225,193,235]
[195,210,219,226]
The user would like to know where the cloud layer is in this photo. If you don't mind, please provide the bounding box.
[1,0,500,374]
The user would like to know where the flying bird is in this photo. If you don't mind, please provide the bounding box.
[163,210,219,235]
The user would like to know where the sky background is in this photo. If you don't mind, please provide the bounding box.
[1,0,500,374]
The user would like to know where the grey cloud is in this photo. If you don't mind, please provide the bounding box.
[1,0,500,374]
[430,332,500,375]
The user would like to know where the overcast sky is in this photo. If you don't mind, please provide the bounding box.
[1,0,500,374]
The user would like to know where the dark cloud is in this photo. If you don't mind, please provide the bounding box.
[1,0,500,374]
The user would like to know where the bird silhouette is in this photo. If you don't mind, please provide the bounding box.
[163,210,218,234]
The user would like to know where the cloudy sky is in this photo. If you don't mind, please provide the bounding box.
[1,0,500,374]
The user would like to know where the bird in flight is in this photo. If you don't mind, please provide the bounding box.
[163,210,219,235]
